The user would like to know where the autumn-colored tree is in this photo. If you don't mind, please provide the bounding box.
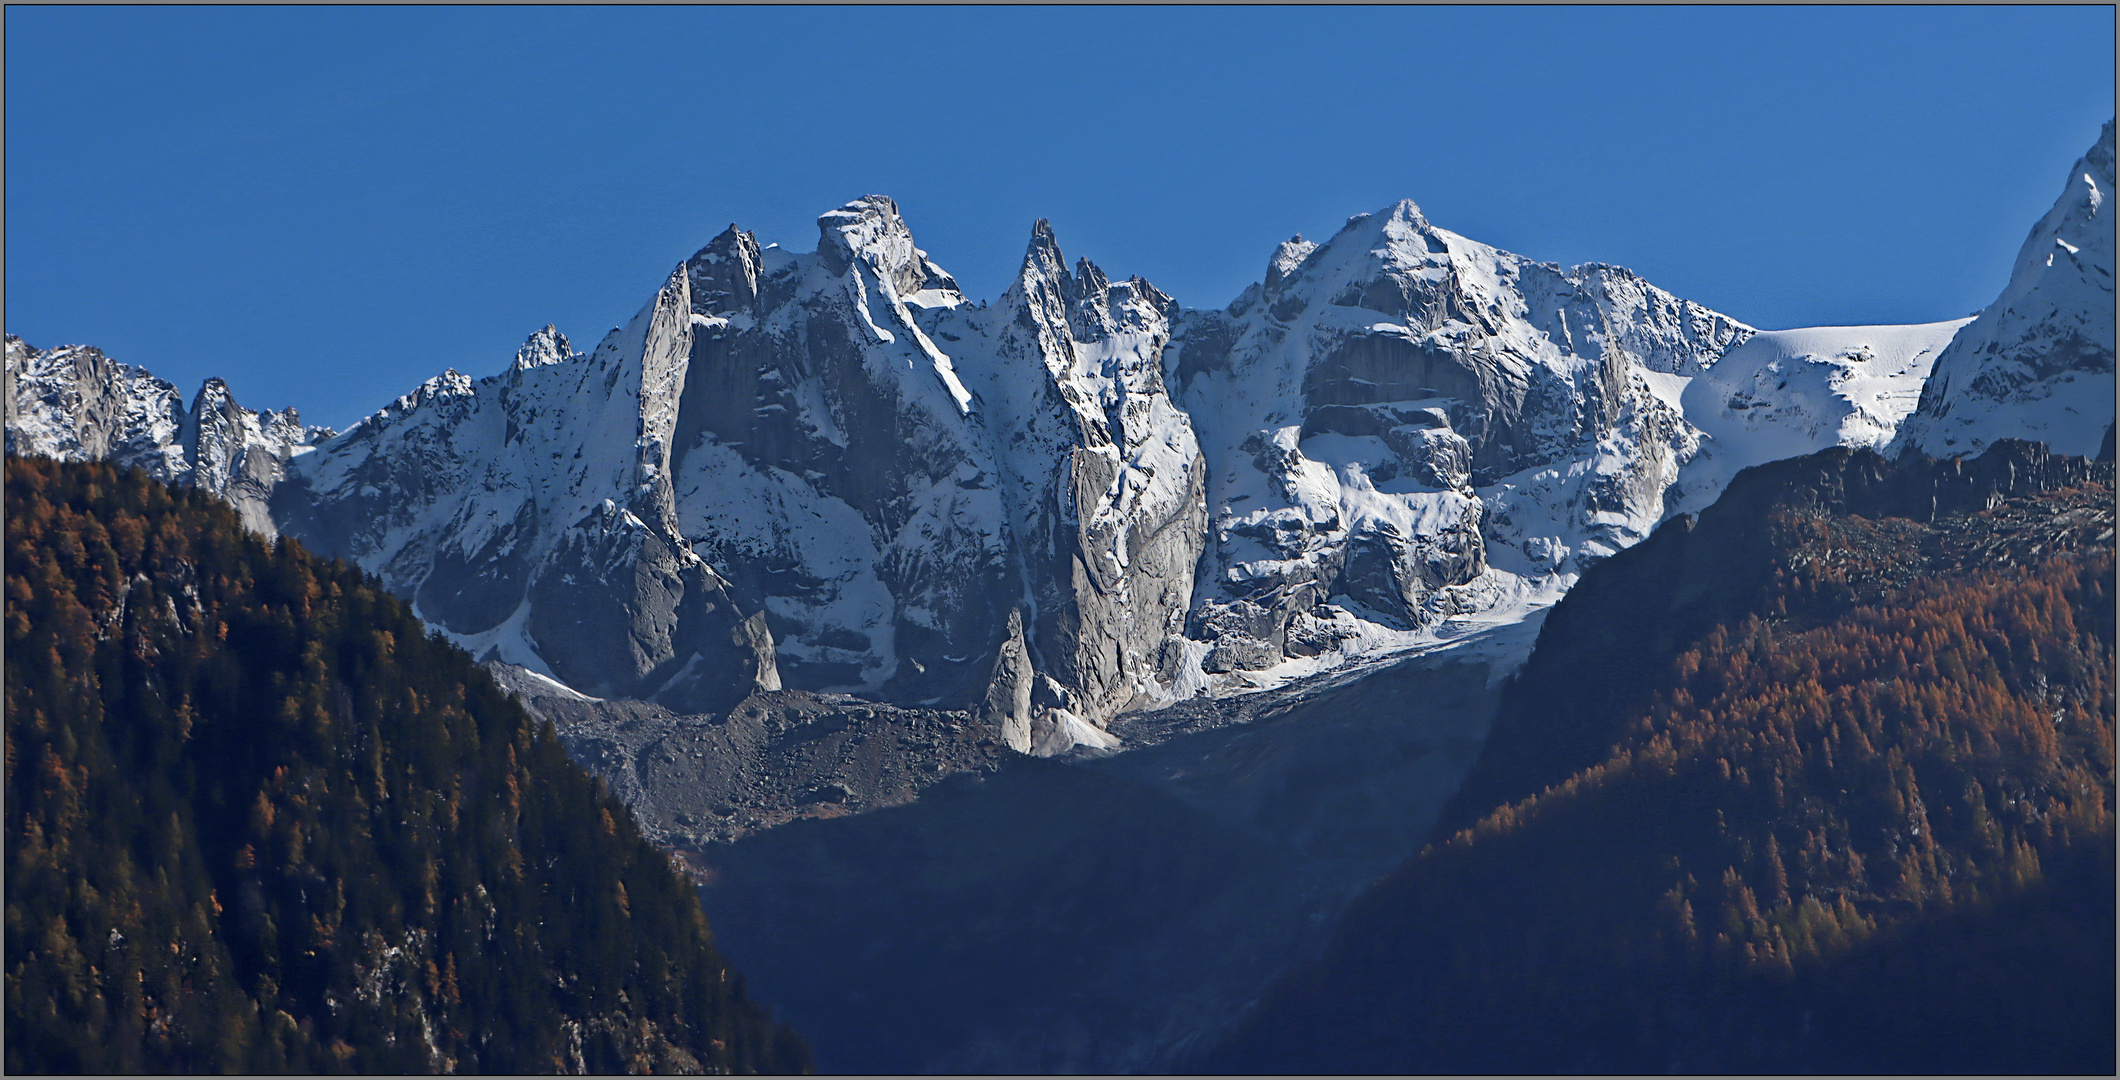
[1207,445,2115,1074]
[4,456,811,1074]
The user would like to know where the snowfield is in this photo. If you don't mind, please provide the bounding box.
[1662,319,1972,518]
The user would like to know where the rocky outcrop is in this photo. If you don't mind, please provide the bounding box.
[928,221,1209,723]
[4,334,331,534]
[1896,120,2115,459]
[980,609,1037,753]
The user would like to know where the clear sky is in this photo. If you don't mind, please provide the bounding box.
[6,6,2113,430]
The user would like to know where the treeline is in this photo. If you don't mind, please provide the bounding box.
[4,456,811,1073]
[1206,445,2115,1073]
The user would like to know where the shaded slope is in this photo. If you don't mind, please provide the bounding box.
[3,457,809,1074]
[1442,439,2112,841]
[693,647,1505,1073]
[1205,441,2115,1074]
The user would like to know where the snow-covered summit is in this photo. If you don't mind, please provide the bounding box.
[513,325,579,370]
[817,195,964,306]
[262,197,1026,718]
[1895,120,2116,460]
[1164,197,1753,687]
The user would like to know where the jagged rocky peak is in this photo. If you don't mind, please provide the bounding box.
[816,195,962,301]
[389,368,479,423]
[1897,119,2116,460]
[1009,218,1076,332]
[949,217,1207,727]
[1007,221,1180,357]
[5,336,189,477]
[182,376,332,534]
[659,195,1013,709]
[1296,199,1471,321]
[4,336,329,535]
[686,225,764,318]
[1263,234,1318,296]
[513,325,578,370]
[185,377,254,492]
[1004,219,1172,359]
[569,258,699,515]
[1018,220,1076,294]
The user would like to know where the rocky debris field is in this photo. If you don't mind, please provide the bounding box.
[683,640,1507,1073]
[493,666,1008,848]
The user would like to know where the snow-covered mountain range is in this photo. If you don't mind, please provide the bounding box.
[9,123,2111,751]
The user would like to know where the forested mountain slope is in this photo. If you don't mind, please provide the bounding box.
[3,456,810,1074]
[1205,441,2115,1073]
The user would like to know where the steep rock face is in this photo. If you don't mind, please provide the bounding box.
[1168,202,1751,671]
[926,222,1208,721]
[522,498,780,712]
[4,335,330,533]
[184,378,331,534]
[1897,120,2116,459]
[664,198,1014,709]
[270,268,783,709]
[5,337,187,479]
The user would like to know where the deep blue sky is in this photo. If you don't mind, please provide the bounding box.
[7,6,2113,429]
